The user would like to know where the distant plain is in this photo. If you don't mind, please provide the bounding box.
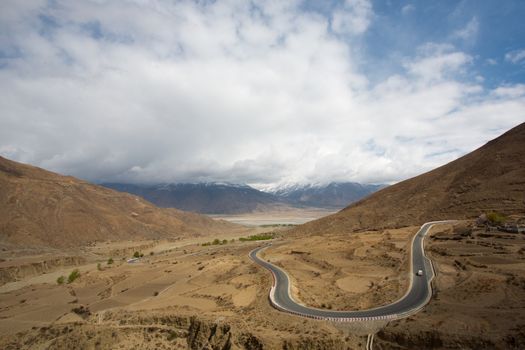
[210,208,337,226]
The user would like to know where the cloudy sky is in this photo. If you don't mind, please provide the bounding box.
[1,0,524,188]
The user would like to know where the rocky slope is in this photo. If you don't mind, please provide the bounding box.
[0,311,358,350]
[0,255,86,285]
[295,122,525,235]
[0,157,238,249]
[374,222,525,349]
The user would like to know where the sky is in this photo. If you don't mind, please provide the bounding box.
[1,0,524,188]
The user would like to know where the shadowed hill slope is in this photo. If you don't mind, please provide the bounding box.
[102,182,281,214]
[294,122,525,235]
[0,157,238,249]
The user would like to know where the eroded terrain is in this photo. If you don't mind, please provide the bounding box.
[0,227,372,349]
[262,227,415,311]
[375,222,525,349]
[1,221,524,349]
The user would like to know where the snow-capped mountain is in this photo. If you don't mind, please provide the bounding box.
[102,181,385,214]
[266,182,385,208]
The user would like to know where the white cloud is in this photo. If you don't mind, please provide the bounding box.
[453,17,479,41]
[492,84,525,98]
[405,44,472,82]
[0,0,523,187]
[505,49,525,64]
[332,0,373,35]
[401,4,415,15]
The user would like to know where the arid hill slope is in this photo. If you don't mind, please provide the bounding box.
[0,157,237,249]
[295,122,525,234]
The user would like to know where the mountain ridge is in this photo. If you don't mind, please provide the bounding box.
[102,182,280,215]
[0,156,239,249]
[102,181,384,214]
[272,182,385,208]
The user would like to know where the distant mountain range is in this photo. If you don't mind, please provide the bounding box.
[101,182,384,214]
[269,182,385,208]
[102,183,278,215]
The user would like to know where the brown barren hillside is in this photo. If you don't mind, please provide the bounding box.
[295,122,525,235]
[0,157,238,249]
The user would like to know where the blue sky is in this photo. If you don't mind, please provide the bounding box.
[361,1,525,87]
[302,0,525,87]
[0,0,524,187]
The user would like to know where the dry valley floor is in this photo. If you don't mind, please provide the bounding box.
[0,221,524,349]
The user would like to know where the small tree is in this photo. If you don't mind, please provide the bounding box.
[57,276,65,285]
[133,251,140,258]
[212,239,220,245]
[107,257,114,265]
[67,269,81,284]
[487,212,506,225]
[222,239,228,245]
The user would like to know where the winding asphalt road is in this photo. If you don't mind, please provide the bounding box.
[249,220,455,321]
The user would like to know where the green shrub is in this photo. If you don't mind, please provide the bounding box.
[202,238,233,246]
[133,251,140,258]
[67,269,81,284]
[107,257,114,265]
[57,276,65,285]
[260,224,295,228]
[167,330,177,341]
[487,212,506,225]
[239,232,276,241]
